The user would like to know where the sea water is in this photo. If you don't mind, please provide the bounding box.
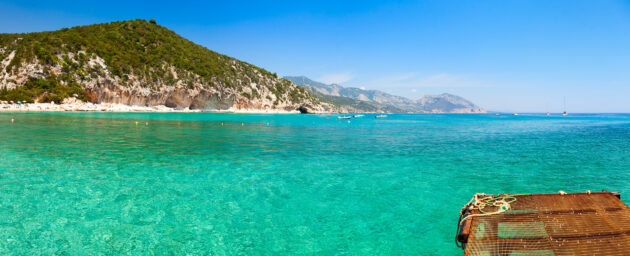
[1,112,629,255]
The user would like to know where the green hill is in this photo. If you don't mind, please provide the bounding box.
[0,19,322,112]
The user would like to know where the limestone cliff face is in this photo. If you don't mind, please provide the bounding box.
[0,20,325,113]
[0,52,321,112]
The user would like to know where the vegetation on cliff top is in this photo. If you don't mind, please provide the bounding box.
[0,19,268,81]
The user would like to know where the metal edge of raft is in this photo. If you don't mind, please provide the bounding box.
[455,190,623,251]
[456,207,472,248]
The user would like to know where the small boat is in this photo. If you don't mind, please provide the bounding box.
[353,114,364,118]
[562,111,568,117]
[495,113,500,116]
[337,116,352,119]
[546,112,550,116]
[375,115,388,118]
[512,113,519,116]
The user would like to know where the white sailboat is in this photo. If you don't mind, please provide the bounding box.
[545,103,550,116]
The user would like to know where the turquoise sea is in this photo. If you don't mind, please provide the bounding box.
[1,112,629,255]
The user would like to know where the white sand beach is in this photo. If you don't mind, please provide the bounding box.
[0,99,303,113]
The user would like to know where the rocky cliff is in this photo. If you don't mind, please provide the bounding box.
[0,20,324,112]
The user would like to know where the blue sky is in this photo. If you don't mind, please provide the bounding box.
[1,0,629,112]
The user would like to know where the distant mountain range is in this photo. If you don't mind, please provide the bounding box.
[285,76,485,113]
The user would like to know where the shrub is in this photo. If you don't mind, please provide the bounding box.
[0,78,88,103]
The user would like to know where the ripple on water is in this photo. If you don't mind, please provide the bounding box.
[1,112,630,254]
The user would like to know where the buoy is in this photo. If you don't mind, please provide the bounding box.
[221,122,223,126]
[11,118,14,123]
[98,121,101,125]
[586,190,591,194]
[145,122,148,126]
[558,190,567,195]
[177,122,181,126]
[259,122,262,126]
[135,121,139,125]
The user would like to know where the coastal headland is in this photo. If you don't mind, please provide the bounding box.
[1,19,483,114]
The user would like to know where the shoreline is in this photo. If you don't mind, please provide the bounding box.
[0,102,495,115]
[0,102,305,114]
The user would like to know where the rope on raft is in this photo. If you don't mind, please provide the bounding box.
[459,193,517,225]
[455,193,518,248]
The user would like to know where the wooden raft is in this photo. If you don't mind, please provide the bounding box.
[457,191,630,256]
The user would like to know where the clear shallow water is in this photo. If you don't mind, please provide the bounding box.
[1,112,629,255]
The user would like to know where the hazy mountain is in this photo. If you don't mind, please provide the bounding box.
[285,76,485,113]
[0,20,324,112]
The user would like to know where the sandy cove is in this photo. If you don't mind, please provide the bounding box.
[0,102,306,114]
[0,102,188,112]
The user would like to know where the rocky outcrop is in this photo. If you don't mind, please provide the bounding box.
[297,104,320,114]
